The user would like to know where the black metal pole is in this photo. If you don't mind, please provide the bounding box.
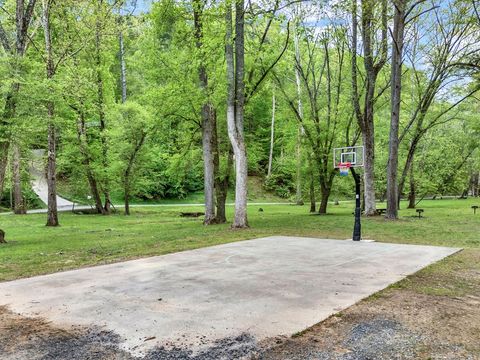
[350,167,361,241]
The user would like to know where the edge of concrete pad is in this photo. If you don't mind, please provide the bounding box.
[0,236,464,356]
[0,235,463,284]
[283,244,464,338]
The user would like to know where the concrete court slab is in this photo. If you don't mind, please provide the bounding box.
[0,236,460,355]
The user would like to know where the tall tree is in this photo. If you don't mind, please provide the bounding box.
[226,0,248,228]
[267,91,275,177]
[275,19,350,214]
[193,0,218,224]
[61,0,120,216]
[41,0,59,226]
[118,20,127,103]
[397,1,480,207]
[351,0,388,215]
[119,33,127,103]
[293,9,304,206]
[95,0,112,214]
[0,0,37,213]
[11,143,24,213]
[71,103,106,215]
[386,0,407,219]
[113,103,149,216]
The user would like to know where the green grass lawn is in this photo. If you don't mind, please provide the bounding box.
[0,198,479,282]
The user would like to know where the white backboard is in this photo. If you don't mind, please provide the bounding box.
[333,146,365,168]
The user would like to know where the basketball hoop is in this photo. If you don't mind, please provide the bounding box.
[339,162,351,176]
[333,145,365,241]
[333,146,364,169]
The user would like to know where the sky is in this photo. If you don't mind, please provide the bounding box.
[129,0,152,14]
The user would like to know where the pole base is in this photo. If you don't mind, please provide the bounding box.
[345,239,376,243]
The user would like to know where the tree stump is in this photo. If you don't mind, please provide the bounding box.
[0,229,6,243]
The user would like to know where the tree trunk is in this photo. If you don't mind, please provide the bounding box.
[407,163,416,209]
[123,132,146,216]
[211,107,229,224]
[124,165,132,216]
[0,229,5,243]
[475,177,477,197]
[215,148,233,224]
[308,155,317,213]
[202,103,217,224]
[295,127,304,205]
[75,109,105,215]
[194,0,217,225]
[46,122,58,226]
[309,167,316,213]
[233,0,248,228]
[362,129,376,215]
[386,0,406,220]
[226,0,248,228]
[119,27,145,216]
[400,150,415,209]
[12,143,25,214]
[471,172,479,197]
[231,140,248,228]
[124,179,130,215]
[267,92,275,177]
[215,188,227,223]
[95,0,111,214]
[0,85,21,202]
[88,172,105,215]
[317,167,334,215]
[119,30,127,104]
[293,17,304,205]
[398,135,419,207]
[43,0,59,226]
[0,142,9,199]
[119,27,132,216]
[318,184,330,215]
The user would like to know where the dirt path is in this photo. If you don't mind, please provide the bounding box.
[22,151,286,215]
[30,149,75,209]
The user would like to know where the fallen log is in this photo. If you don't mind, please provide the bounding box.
[180,212,205,218]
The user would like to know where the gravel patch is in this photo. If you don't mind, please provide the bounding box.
[256,315,477,360]
[340,318,423,360]
[0,325,132,360]
[145,333,259,360]
[0,306,261,360]
[255,318,424,360]
[1,326,260,360]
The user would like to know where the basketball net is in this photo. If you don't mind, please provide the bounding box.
[339,162,351,176]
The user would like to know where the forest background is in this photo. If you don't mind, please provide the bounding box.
[0,0,478,228]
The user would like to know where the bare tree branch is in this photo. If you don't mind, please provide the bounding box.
[245,21,290,104]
